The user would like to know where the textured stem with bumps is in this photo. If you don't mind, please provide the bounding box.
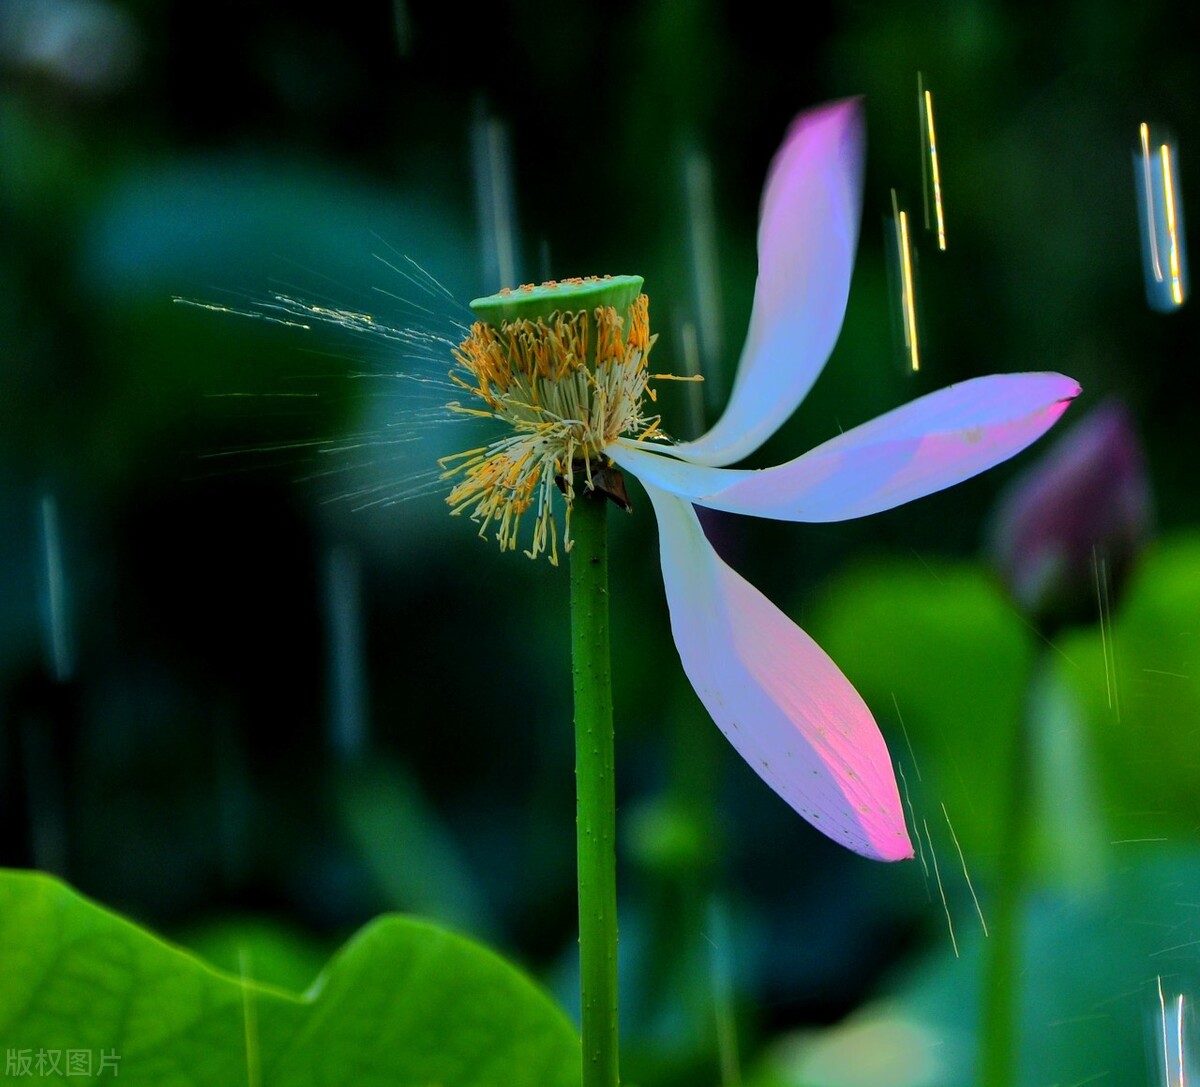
[569,489,620,1087]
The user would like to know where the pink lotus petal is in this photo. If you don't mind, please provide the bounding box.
[645,483,914,862]
[670,99,865,468]
[696,372,1081,521]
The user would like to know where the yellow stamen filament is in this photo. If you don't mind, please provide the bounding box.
[442,294,663,563]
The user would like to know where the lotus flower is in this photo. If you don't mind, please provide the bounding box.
[447,99,1080,862]
[606,100,1079,861]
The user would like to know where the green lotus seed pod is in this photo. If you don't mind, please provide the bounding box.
[469,275,644,326]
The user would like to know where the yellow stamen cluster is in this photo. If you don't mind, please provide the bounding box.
[441,293,659,564]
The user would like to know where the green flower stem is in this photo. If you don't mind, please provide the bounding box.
[569,489,620,1087]
[979,653,1039,1087]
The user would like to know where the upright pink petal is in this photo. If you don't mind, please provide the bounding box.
[683,373,1080,521]
[645,484,913,862]
[671,99,865,468]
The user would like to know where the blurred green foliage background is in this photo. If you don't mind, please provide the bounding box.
[1,1,1198,1084]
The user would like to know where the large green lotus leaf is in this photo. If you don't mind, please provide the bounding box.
[808,557,1034,864]
[1055,533,1200,838]
[0,870,579,1087]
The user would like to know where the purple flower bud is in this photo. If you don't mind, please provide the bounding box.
[989,403,1152,627]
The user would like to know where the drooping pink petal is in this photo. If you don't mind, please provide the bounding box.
[669,99,865,468]
[614,373,1080,522]
[644,483,913,862]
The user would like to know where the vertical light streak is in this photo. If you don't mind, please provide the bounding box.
[38,493,72,682]
[942,803,988,936]
[1177,992,1187,1087]
[923,85,947,250]
[918,72,931,231]
[471,114,522,290]
[1141,124,1164,281]
[1161,143,1185,306]
[1161,977,1175,1087]
[326,544,368,762]
[892,692,922,781]
[924,818,957,957]
[1093,547,1121,721]
[683,147,724,396]
[891,189,921,372]
[1157,977,1190,1087]
[1135,122,1188,311]
[896,761,929,884]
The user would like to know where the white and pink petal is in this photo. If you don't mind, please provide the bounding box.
[616,372,1080,523]
[669,99,865,468]
[696,372,1080,521]
[645,483,913,862]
